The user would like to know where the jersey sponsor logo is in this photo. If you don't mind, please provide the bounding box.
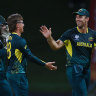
[88,37,94,41]
[77,42,92,48]
[74,35,79,40]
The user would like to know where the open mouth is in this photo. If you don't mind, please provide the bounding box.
[76,21,82,25]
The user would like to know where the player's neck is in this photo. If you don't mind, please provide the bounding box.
[77,26,88,33]
[15,30,21,36]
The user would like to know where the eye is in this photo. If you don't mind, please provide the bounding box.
[79,15,82,18]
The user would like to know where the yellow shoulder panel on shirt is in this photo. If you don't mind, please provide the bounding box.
[15,49,22,63]
[64,40,72,57]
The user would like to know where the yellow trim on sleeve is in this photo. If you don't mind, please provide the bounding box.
[41,60,46,64]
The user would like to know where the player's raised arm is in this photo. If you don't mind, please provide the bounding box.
[40,25,64,50]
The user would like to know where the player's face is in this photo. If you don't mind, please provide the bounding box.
[75,15,88,28]
[17,20,24,33]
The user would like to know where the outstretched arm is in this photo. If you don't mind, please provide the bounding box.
[40,25,64,50]
[19,39,57,71]
[45,61,57,70]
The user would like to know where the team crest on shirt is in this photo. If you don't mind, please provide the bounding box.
[74,35,79,40]
[88,37,94,41]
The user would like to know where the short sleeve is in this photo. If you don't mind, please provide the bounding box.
[59,29,72,42]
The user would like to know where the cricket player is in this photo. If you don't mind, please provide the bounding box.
[40,8,96,96]
[0,15,12,96]
[6,13,57,96]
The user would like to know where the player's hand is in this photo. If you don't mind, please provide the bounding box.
[45,61,57,70]
[40,25,52,39]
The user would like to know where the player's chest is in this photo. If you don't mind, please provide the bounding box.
[71,33,94,48]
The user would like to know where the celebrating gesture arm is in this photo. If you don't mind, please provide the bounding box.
[40,25,64,50]
[45,61,57,70]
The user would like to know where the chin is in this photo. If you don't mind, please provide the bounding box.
[77,22,82,27]
[21,30,24,33]
[77,24,82,28]
[78,26,83,29]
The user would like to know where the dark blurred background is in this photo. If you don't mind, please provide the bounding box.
[0,0,92,96]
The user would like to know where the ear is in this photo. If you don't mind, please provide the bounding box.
[86,17,89,22]
[16,23,19,29]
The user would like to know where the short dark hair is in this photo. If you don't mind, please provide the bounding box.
[7,13,23,33]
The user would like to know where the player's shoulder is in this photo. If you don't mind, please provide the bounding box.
[0,48,7,57]
[63,27,76,34]
[65,28,74,32]
[88,28,96,35]
[88,28,96,33]
[10,33,26,44]
[11,33,24,40]
[18,37,26,44]
[11,33,21,39]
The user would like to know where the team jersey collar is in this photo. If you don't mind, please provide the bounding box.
[77,27,88,33]
[12,32,18,35]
